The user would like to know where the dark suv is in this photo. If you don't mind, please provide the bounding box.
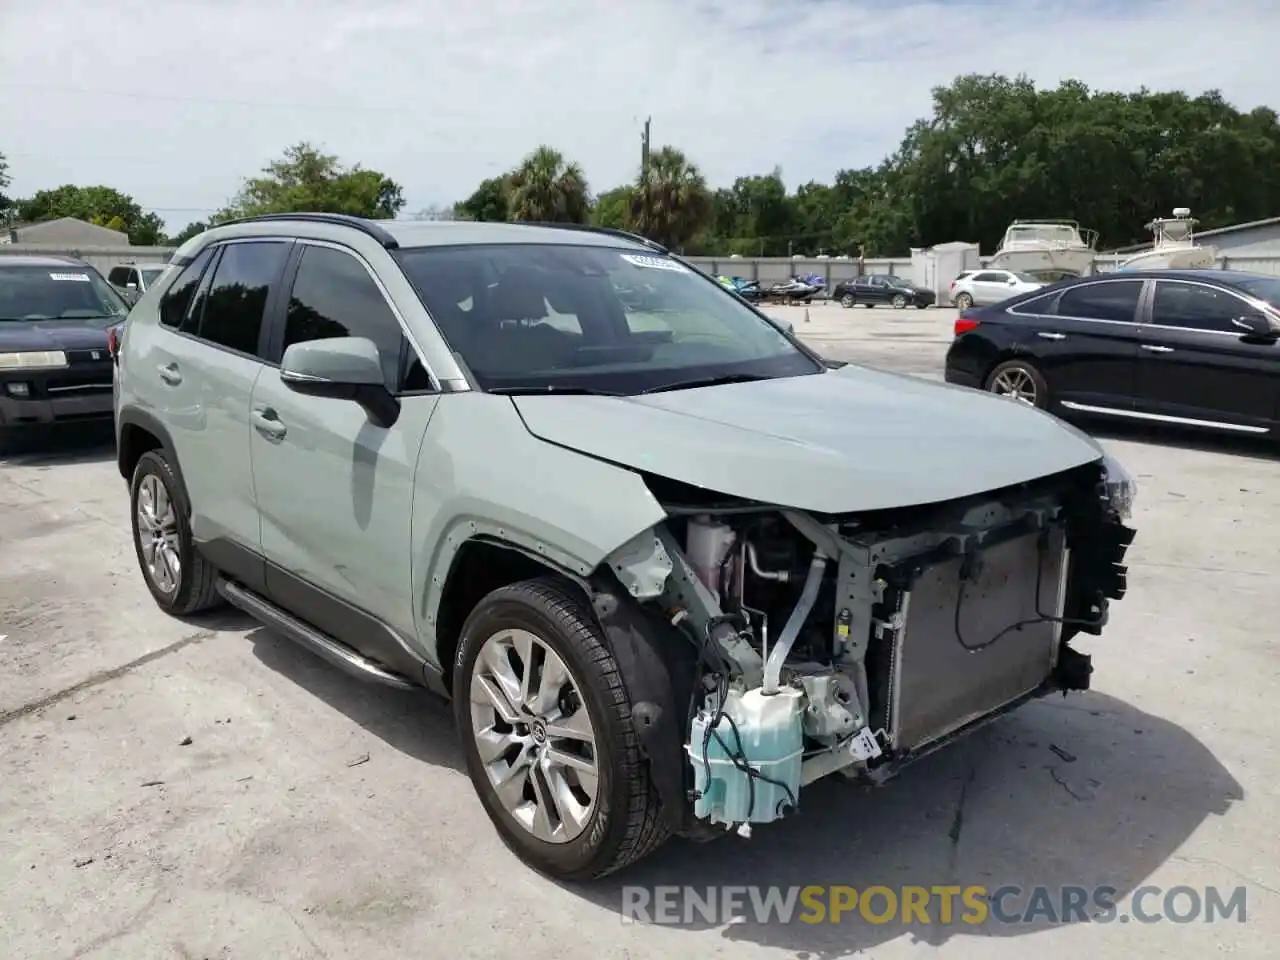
[0,255,129,442]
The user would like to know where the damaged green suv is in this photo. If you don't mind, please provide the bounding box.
[114,213,1136,880]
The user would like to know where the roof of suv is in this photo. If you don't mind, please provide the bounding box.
[195,213,664,254]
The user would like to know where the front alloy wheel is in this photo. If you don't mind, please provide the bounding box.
[840,293,854,308]
[454,578,668,879]
[470,627,600,843]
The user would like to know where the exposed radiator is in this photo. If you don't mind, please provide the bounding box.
[885,526,1069,752]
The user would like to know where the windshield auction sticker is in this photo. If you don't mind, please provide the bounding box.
[48,273,91,282]
[620,254,688,273]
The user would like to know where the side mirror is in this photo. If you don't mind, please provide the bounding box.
[280,336,399,427]
[1231,313,1279,339]
[126,282,138,290]
[1007,278,1018,285]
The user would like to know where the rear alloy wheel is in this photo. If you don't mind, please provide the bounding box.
[454,577,667,880]
[891,293,908,309]
[840,293,854,308]
[985,359,1049,409]
[954,292,974,310]
[129,450,222,614]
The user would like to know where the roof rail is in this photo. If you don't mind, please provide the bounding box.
[216,212,399,249]
[507,221,668,253]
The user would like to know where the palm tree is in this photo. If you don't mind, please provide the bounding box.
[507,146,591,223]
[630,146,712,251]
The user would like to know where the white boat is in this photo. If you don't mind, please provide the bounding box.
[988,220,1098,278]
[1118,208,1217,270]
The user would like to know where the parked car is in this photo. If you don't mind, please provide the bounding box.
[944,269,1280,435]
[950,269,1044,309]
[108,262,170,304]
[115,213,1135,881]
[832,275,936,309]
[0,255,129,443]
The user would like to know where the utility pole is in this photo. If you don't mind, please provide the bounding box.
[639,116,651,226]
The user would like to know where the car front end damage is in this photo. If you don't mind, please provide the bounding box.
[591,454,1135,839]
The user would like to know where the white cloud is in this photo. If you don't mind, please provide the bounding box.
[1,0,1276,229]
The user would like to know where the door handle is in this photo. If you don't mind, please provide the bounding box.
[158,363,182,385]
[1141,344,1174,353]
[251,407,287,440]
[1036,331,1066,340]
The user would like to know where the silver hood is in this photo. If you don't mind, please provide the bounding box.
[511,366,1103,514]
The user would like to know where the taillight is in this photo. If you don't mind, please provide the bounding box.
[954,317,980,336]
[107,325,120,360]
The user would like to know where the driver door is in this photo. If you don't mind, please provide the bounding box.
[249,241,439,675]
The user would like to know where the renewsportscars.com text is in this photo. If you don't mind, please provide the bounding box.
[621,884,1248,926]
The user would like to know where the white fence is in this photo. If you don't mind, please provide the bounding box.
[3,243,1279,282]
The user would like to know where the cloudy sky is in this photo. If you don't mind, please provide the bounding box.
[2,0,1276,231]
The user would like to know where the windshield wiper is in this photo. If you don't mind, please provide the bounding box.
[487,385,625,397]
[639,373,773,394]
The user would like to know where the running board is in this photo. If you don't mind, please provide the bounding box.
[216,578,417,690]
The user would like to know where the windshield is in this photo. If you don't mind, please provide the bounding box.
[0,265,130,322]
[394,243,822,393]
[883,276,909,286]
[1014,272,1042,283]
[1232,277,1280,312]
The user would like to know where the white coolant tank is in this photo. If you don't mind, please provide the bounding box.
[688,686,804,825]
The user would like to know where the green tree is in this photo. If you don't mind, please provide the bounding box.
[167,221,209,246]
[591,185,632,230]
[215,142,406,222]
[629,146,712,252]
[455,176,511,222]
[506,146,590,223]
[14,184,165,244]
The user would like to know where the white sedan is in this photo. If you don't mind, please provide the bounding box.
[950,269,1044,309]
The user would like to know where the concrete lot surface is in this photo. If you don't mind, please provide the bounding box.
[2,305,1277,959]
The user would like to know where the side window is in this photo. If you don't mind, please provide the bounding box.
[284,245,412,391]
[193,241,289,356]
[972,272,1005,283]
[159,247,215,327]
[1152,282,1248,332]
[1055,280,1143,323]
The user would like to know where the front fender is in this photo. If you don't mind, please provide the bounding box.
[410,394,668,663]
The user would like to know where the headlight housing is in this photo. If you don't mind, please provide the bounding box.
[1099,452,1137,520]
[0,350,68,371]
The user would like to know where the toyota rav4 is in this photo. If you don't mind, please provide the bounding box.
[114,213,1136,881]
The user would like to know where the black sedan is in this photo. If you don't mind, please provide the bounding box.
[944,269,1280,438]
[0,256,130,442]
[833,275,936,309]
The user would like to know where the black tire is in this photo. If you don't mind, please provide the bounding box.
[862,303,874,308]
[839,293,854,308]
[984,358,1050,409]
[915,302,929,310]
[453,577,668,880]
[129,449,222,615]
[891,293,907,309]
[954,292,974,310]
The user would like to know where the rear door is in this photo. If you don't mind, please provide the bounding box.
[1132,278,1280,433]
[1008,277,1145,410]
[145,239,293,580]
